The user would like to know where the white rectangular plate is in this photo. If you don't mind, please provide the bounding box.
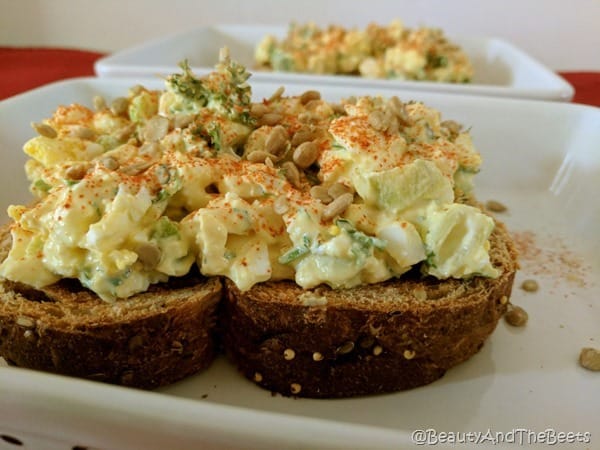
[94,25,574,102]
[0,78,599,450]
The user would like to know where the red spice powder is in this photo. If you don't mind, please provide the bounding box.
[511,230,591,294]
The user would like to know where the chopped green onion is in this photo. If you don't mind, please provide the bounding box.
[279,235,312,264]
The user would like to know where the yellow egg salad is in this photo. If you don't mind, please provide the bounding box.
[255,20,474,82]
[0,48,497,301]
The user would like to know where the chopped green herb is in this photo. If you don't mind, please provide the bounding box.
[166,56,253,124]
[154,189,170,203]
[457,165,480,175]
[91,200,102,218]
[336,218,386,251]
[270,48,295,72]
[237,111,254,126]
[167,60,210,106]
[279,235,312,264]
[207,123,222,151]
[108,268,132,292]
[34,179,52,193]
[302,234,311,248]
[425,250,437,268]
[279,246,310,264]
[428,54,448,68]
[152,216,180,239]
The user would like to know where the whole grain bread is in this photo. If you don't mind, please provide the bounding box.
[0,224,222,389]
[221,218,518,398]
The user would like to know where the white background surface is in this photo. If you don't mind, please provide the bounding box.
[1,0,600,71]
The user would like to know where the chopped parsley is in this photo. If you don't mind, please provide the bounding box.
[167,60,210,106]
[166,56,254,125]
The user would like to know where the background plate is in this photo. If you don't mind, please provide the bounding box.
[0,77,598,450]
[94,25,574,102]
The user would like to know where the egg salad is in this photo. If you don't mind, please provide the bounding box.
[255,20,474,82]
[0,48,497,301]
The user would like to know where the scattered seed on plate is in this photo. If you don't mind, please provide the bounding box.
[486,199,507,212]
[579,347,600,371]
[505,304,528,327]
[521,279,539,292]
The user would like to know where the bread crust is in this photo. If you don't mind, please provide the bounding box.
[221,219,518,398]
[0,225,222,389]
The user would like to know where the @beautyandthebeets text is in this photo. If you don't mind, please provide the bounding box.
[411,428,591,446]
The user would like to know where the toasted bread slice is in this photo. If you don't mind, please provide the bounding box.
[0,224,222,389]
[221,218,518,398]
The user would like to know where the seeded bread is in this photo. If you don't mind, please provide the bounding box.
[0,224,222,389]
[221,218,518,398]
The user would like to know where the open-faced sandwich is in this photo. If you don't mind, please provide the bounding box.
[0,48,517,396]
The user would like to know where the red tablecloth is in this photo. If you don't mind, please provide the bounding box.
[1,47,104,100]
[1,47,599,107]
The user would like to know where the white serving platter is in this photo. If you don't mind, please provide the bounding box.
[94,25,575,102]
[1,77,599,450]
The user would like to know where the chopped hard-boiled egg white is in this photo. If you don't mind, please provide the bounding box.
[0,49,498,301]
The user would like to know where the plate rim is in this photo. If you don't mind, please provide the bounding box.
[0,76,598,450]
[93,23,575,102]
